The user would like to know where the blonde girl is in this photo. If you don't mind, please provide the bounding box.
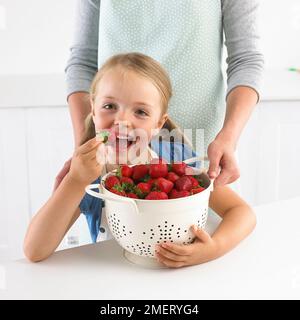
[24,53,256,267]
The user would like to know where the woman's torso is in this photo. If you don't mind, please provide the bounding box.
[98,0,226,154]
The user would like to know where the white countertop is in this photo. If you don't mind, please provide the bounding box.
[0,69,299,108]
[1,197,300,300]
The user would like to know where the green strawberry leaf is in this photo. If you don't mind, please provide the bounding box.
[194,175,205,188]
[141,173,151,182]
[116,166,122,178]
[120,182,133,193]
[132,185,145,199]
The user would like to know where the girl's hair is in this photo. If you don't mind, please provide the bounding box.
[80,52,192,148]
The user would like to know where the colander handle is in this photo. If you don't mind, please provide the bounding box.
[183,156,208,164]
[208,178,214,193]
[85,184,140,215]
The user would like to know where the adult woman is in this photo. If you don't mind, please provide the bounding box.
[60,0,264,189]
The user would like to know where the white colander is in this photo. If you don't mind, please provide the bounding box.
[85,158,213,268]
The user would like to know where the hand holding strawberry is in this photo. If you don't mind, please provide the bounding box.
[69,137,104,186]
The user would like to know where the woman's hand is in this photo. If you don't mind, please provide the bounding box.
[68,137,104,186]
[207,86,259,187]
[155,225,221,268]
[207,133,240,187]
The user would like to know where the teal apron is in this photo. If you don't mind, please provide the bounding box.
[98,0,225,158]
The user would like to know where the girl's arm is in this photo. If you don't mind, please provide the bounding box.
[24,137,103,262]
[23,176,84,262]
[155,186,256,267]
[208,185,257,257]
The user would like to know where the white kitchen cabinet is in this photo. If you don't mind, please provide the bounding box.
[257,101,300,203]
[238,100,300,206]
[0,105,92,260]
[26,107,73,215]
[26,107,92,250]
[0,108,30,260]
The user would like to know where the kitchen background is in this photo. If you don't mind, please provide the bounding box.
[0,0,300,260]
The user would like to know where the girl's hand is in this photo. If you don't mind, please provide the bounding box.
[68,137,104,186]
[155,225,220,268]
[53,157,72,193]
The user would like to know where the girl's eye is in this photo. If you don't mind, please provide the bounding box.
[102,103,116,110]
[135,109,149,117]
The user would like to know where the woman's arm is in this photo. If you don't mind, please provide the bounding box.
[24,137,103,262]
[208,0,264,185]
[65,0,100,146]
[222,0,264,100]
[68,92,92,147]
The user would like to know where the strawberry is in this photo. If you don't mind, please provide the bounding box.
[145,191,168,200]
[175,176,193,191]
[110,187,126,197]
[104,162,205,200]
[194,175,205,188]
[127,192,139,199]
[171,162,187,176]
[118,165,133,178]
[105,175,120,190]
[120,181,136,194]
[156,177,174,194]
[136,182,152,196]
[140,173,151,183]
[132,164,149,181]
[147,178,157,188]
[120,177,134,185]
[191,186,205,194]
[169,189,190,199]
[166,172,179,183]
[149,159,168,178]
[188,176,200,188]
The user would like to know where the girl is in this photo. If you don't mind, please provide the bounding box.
[24,53,256,267]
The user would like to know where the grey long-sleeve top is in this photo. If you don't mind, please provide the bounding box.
[65,0,264,99]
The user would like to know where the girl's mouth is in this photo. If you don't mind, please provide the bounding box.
[115,135,135,152]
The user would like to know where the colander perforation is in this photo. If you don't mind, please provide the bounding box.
[107,213,201,257]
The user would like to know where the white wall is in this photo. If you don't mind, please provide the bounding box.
[259,0,300,69]
[0,0,299,76]
[0,0,76,75]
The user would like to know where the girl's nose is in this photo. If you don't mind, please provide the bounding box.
[113,110,132,128]
[113,120,132,135]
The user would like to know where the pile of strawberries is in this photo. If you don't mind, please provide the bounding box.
[104,159,205,200]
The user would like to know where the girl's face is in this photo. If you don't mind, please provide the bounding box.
[91,66,168,164]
